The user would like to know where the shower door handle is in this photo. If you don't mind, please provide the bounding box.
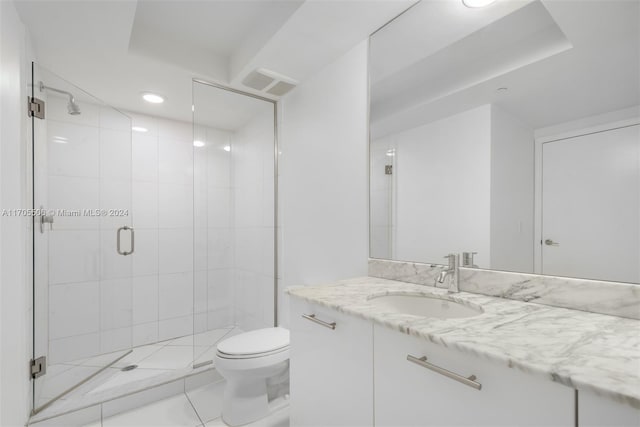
[117,226,134,256]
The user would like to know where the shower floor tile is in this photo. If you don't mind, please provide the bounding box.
[32,327,239,424]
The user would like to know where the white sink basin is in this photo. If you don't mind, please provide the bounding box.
[365,294,483,319]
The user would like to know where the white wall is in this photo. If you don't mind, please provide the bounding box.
[370,104,535,271]
[490,105,534,273]
[278,40,370,327]
[389,105,493,266]
[0,0,33,424]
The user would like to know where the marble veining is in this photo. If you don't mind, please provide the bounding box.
[369,259,640,320]
[286,277,640,409]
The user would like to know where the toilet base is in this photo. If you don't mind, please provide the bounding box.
[217,359,289,426]
[222,377,269,426]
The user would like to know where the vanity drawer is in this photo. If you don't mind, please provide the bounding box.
[373,324,574,426]
[289,298,373,426]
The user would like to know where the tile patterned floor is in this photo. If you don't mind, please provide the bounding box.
[35,328,242,417]
[82,381,289,427]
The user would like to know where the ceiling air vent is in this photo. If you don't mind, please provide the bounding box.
[242,68,297,97]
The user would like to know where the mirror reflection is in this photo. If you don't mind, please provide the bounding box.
[369,0,640,283]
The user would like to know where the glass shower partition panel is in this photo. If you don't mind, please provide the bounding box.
[191,80,276,367]
[32,63,133,414]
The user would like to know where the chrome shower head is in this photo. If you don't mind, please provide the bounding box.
[39,81,82,116]
[67,98,81,115]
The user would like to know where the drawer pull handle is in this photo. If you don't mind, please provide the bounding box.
[302,314,336,330]
[407,354,482,390]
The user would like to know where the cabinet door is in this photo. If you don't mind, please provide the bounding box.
[374,325,574,426]
[289,298,373,426]
[579,389,640,426]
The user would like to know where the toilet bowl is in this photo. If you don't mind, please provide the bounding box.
[215,327,290,426]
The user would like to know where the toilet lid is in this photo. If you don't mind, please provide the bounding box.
[217,327,289,356]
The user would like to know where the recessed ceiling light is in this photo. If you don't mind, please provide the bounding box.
[132,126,148,133]
[386,149,395,157]
[193,140,205,148]
[462,0,496,7]
[223,145,231,152]
[142,92,164,104]
[496,87,509,93]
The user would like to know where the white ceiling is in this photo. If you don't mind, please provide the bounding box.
[14,0,414,129]
[371,0,640,139]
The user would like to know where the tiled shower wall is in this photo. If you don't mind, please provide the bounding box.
[44,96,134,364]
[129,113,197,347]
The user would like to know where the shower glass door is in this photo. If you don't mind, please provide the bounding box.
[31,63,133,414]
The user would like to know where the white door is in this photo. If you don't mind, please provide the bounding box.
[541,124,640,283]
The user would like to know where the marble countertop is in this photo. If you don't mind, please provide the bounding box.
[286,277,640,409]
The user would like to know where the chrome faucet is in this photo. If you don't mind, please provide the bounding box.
[436,253,459,293]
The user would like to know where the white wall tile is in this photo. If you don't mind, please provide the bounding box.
[133,322,159,347]
[131,113,159,137]
[194,270,208,314]
[100,327,132,354]
[158,118,191,141]
[49,333,100,365]
[158,229,193,274]
[133,229,159,276]
[47,120,99,178]
[194,228,208,272]
[158,316,192,342]
[48,175,99,230]
[207,227,232,270]
[159,137,192,185]
[194,312,208,334]
[158,272,193,320]
[206,188,231,227]
[158,183,193,228]
[100,278,133,330]
[132,133,158,182]
[100,106,130,131]
[49,230,99,285]
[99,179,132,229]
[100,128,132,180]
[133,180,159,228]
[49,282,100,339]
[133,275,158,324]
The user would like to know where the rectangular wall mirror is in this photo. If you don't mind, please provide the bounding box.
[369,0,640,284]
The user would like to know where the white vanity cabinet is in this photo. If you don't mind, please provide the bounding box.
[373,325,575,426]
[579,389,640,426]
[289,298,374,426]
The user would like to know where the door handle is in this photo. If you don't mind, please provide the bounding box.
[117,226,134,255]
[544,239,559,246]
[407,354,482,390]
[302,314,336,330]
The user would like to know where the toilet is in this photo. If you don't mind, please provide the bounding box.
[215,327,290,426]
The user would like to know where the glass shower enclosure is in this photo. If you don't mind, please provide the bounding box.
[191,80,277,365]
